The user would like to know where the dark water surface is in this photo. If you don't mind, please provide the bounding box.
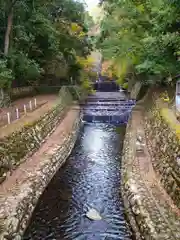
[23,123,131,240]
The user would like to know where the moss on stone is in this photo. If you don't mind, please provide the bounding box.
[160,108,180,140]
[145,107,180,208]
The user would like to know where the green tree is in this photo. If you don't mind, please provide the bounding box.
[0,0,93,88]
[97,0,180,86]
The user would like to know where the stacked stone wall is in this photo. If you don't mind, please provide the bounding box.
[0,85,83,239]
[0,115,80,239]
[145,108,180,208]
[122,103,180,240]
[0,86,84,183]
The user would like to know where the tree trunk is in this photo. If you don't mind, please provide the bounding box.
[4,8,13,56]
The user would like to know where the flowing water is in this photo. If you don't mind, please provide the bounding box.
[23,91,134,240]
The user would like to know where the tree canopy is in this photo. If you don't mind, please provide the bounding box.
[0,0,93,88]
[97,0,180,86]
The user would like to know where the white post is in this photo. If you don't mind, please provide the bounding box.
[34,98,37,108]
[7,112,11,124]
[16,108,19,119]
[24,104,27,115]
[29,100,32,111]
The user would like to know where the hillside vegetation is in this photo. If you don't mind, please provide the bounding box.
[0,0,94,90]
[97,0,180,88]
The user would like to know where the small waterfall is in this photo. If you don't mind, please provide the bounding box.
[82,92,135,124]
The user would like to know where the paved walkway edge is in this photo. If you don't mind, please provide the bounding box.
[0,107,81,240]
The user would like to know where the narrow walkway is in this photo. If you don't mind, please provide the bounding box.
[131,107,180,239]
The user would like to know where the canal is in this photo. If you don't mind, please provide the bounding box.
[23,90,133,240]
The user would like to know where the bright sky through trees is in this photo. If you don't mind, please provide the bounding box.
[85,0,99,11]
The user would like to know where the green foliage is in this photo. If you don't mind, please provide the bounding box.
[80,70,93,93]
[98,0,180,86]
[9,52,41,83]
[0,60,13,88]
[122,82,128,90]
[0,0,93,89]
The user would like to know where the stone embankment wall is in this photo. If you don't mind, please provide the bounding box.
[0,86,84,184]
[0,104,67,183]
[0,87,67,183]
[122,101,180,240]
[0,86,83,239]
[0,111,80,240]
[145,107,180,208]
[122,113,144,240]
